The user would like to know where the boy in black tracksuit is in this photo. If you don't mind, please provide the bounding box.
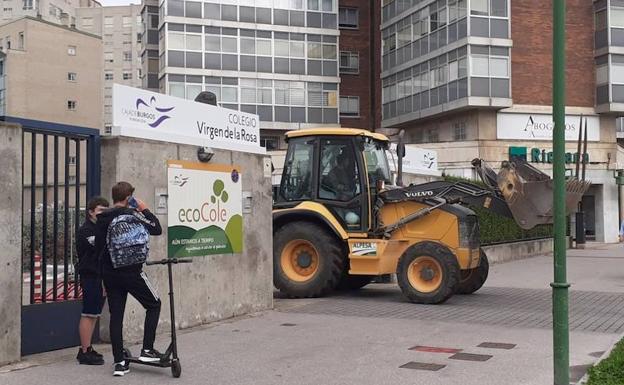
[95,181,163,377]
[76,196,109,365]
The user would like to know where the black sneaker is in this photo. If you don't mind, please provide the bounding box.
[139,349,164,363]
[77,348,104,365]
[86,346,104,359]
[113,361,130,376]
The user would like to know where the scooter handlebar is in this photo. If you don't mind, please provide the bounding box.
[146,258,193,265]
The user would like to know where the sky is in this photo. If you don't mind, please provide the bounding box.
[98,0,140,5]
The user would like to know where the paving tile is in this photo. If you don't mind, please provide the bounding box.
[477,342,516,350]
[409,345,462,354]
[449,353,492,362]
[399,362,446,371]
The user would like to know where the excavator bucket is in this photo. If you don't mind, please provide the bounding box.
[473,159,591,230]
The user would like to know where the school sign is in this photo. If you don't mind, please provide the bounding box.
[112,84,264,154]
[167,161,243,257]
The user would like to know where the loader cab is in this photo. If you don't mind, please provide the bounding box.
[276,129,392,234]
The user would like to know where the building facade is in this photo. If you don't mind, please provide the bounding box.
[0,0,99,26]
[139,0,159,92]
[380,0,622,243]
[0,16,102,127]
[76,4,142,132]
[338,0,381,131]
[157,0,341,150]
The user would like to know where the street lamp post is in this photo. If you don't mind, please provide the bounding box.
[552,0,570,384]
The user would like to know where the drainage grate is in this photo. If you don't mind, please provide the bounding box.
[477,342,516,350]
[280,323,297,327]
[449,353,493,362]
[399,362,446,371]
[589,351,605,358]
[409,346,462,354]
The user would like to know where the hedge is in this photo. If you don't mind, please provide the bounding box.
[443,175,554,245]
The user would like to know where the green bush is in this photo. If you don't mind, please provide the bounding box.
[587,339,624,385]
[443,175,553,245]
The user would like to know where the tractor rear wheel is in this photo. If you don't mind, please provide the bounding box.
[456,250,489,295]
[397,242,459,304]
[274,222,344,298]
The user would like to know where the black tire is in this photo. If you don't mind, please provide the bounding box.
[273,221,345,298]
[397,242,460,304]
[456,250,489,295]
[336,274,375,291]
[122,348,132,360]
[171,359,182,378]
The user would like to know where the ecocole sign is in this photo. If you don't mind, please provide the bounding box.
[112,84,264,154]
[497,112,600,142]
[167,160,243,257]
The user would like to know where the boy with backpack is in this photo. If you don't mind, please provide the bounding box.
[95,181,163,376]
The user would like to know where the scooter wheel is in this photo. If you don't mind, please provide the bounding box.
[123,348,133,360]
[171,359,182,378]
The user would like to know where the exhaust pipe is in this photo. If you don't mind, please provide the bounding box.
[396,129,406,187]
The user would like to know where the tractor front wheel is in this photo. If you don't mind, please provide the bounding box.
[456,250,489,295]
[397,242,459,304]
[273,222,344,298]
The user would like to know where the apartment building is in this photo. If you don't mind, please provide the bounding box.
[139,0,159,92]
[0,16,102,126]
[76,4,142,132]
[380,0,621,242]
[156,0,341,151]
[0,0,99,25]
[338,0,381,131]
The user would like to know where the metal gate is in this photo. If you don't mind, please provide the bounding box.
[14,117,101,355]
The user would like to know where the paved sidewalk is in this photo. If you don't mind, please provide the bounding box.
[1,243,622,385]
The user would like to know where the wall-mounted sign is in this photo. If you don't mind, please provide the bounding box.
[497,112,600,142]
[112,84,265,154]
[388,144,440,176]
[509,146,590,164]
[167,160,243,258]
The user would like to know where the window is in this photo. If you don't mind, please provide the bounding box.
[123,72,132,80]
[453,122,466,140]
[339,51,358,74]
[279,137,315,201]
[397,25,411,47]
[81,17,93,28]
[104,124,112,135]
[67,45,76,55]
[123,16,132,27]
[105,72,113,80]
[104,52,113,62]
[471,0,488,16]
[426,128,439,142]
[22,0,32,10]
[340,96,359,117]
[260,136,279,150]
[67,100,77,110]
[319,139,360,202]
[67,72,77,81]
[104,16,114,28]
[612,6,624,28]
[123,51,132,61]
[612,55,624,83]
[18,32,23,49]
[383,34,396,54]
[338,7,358,28]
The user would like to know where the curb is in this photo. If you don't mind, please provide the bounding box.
[576,331,624,385]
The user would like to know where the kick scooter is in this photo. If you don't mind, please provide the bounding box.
[123,257,192,378]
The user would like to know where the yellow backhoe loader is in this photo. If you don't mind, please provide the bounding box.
[272,128,590,304]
